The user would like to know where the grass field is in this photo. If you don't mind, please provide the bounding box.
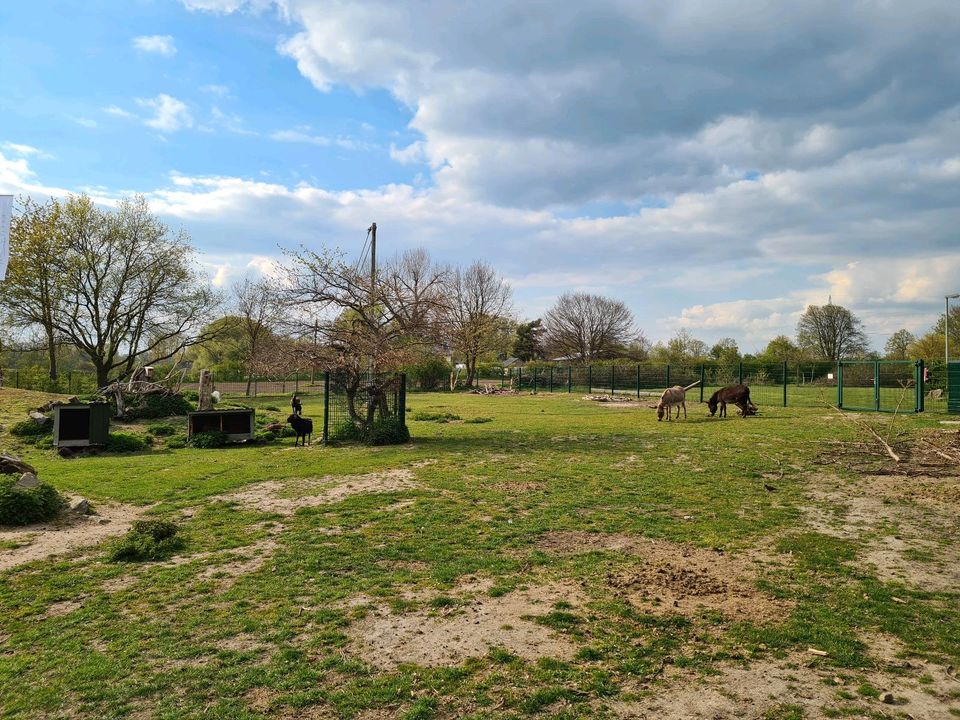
[1,387,959,719]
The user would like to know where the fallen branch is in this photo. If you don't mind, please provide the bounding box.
[824,402,901,463]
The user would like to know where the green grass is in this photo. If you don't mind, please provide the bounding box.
[0,387,957,719]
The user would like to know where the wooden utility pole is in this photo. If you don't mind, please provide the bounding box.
[368,222,377,300]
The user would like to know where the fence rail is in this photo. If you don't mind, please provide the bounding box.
[2,360,953,413]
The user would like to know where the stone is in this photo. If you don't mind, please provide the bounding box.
[69,498,91,515]
[0,454,37,476]
[28,411,49,424]
[14,472,40,489]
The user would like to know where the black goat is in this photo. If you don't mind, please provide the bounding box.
[287,413,313,446]
[707,384,757,418]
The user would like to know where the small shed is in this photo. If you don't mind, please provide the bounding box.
[53,403,111,448]
[187,409,256,442]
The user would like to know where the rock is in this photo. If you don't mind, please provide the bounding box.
[881,692,896,704]
[69,498,91,515]
[0,453,37,476]
[28,411,49,423]
[14,472,40,489]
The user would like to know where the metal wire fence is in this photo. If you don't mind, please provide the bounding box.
[322,370,407,443]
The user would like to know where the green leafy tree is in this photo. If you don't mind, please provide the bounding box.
[796,303,870,360]
[513,319,544,361]
[709,337,741,364]
[760,335,803,363]
[883,329,915,360]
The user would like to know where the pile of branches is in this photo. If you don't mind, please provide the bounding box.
[471,385,517,395]
[98,365,188,419]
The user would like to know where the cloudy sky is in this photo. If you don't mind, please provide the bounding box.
[2,0,959,351]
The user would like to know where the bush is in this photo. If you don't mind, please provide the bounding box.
[405,357,452,391]
[10,418,52,437]
[146,423,177,437]
[166,435,187,449]
[367,417,411,446]
[124,393,193,420]
[108,520,184,562]
[181,390,199,402]
[0,477,66,526]
[105,432,148,453]
[263,405,280,412]
[279,426,297,438]
[189,430,228,449]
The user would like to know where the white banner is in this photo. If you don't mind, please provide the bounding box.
[0,195,12,280]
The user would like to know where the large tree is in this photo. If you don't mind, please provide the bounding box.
[51,195,219,386]
[760,334,803,363]
[445,261,513,387]
[285,245,446,429]
[710,337,741,364]
[884,329,916,360]
[513,319,544,362]
[234,278,284,395]
[649,329,709,364]
[542,292,638,361]
[0,197,67,380]
[796,303,870,361]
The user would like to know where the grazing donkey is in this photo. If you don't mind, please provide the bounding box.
[656,381,701,422]
[707,384,757,418]
[287,413,313,446]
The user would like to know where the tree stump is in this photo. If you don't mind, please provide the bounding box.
[198,369,214,411]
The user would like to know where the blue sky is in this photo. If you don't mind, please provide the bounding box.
[2,0,960,352]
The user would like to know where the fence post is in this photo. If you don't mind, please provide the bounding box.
[399,373,407,428]
[700,365,705,403]
[610,365,615,395]
[533,368,538,394]
[637,364,641,399]
[567,366,572,393]
[518,367,522,391]
[295,374,299,394]
[322,371,330,444]
[837,363,843,409]
[782,361,788,407]
[549,366,554,392]
[916,359,924,413]
[588,365,592,394]
[874,360,881,412]
[738,362,743,385]
[15,369,19,389]
[68,371,73,394]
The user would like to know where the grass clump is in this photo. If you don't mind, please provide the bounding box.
[189,430,228,449]
[104,432,148,453]
[146,423,177,437]
[464,416,493,424]
[366,417,411,446]
[412,410,460,422]
[10,418,53,437]
[123,393,193,420]
[109,520,185,562]
[0,477,66,526]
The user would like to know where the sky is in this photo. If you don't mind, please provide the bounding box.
[2,0,959,352]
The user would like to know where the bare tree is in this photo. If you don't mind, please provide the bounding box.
[0,197,66,380]
[542,292,638,361]
[445,261,513,387]
[234,278,284,395]
[51,195,220,386]
[285,245,447,429]
[796,302,870,361]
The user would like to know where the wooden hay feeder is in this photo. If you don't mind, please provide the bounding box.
[187,409,255,442]
[53,403,112,448]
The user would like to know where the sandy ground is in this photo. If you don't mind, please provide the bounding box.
[0,500,144,571]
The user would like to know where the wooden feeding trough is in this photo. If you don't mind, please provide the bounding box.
[187,409,256,442]
[53,403,111,448]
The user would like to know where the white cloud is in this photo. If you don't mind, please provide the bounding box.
[104,105,136,119]
[135,95,193,133]
[270,127,373,150]
[71,117,98,128]
[201,84,231,98]
[132,35,177,57]
[2,142,53,160]
[210,264,231,287]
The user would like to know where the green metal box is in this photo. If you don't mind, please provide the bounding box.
[949,362,960,415]
[53,403,111,447]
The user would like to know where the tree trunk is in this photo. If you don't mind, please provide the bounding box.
[46,329,58,381]
[245,373,253,397]
[96,365,110,388]
[466,357,477,388]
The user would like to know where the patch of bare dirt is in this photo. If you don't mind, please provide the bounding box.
[348,578,585,668]
[0,501,144,571]
[213,470,418,515]
[537,531,790,622]
[197,537,279,587]
[536,531,789,623]
[41,599,84,619]
[803,474,960,591]
[607,647,960,719]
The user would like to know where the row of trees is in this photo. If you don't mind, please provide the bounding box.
[2,193,957,399]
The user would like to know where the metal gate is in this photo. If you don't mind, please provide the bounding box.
[837,360,923,413]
